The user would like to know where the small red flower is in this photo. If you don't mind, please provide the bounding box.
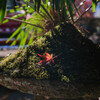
[37,52,54,64]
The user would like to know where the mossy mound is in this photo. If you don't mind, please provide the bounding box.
[0,22,100,83]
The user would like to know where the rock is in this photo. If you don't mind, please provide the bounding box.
[0,85,34,100]
[0,22,100,99]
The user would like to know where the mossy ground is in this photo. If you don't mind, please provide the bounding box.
[0,22,100,83]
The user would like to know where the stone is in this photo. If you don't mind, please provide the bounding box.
[0,22,100,99]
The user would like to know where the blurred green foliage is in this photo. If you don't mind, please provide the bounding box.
[0,0,98,48]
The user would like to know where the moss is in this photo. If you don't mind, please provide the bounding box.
[0,22,100,83]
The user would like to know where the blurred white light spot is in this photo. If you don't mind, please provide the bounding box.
[6,28,10,32]
[0,28,3,32]
[48,2,50,5]
[96,26,100,34]
[12,28,16,31]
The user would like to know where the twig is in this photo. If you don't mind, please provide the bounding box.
[74,0,100,24]
[4,16,43,29]
[53,52,62,59]
[68,0,86,21]
[73,0,86,13]
[73,5,92,24]
[77,0,86,10]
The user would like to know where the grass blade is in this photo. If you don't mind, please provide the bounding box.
[92,0,96,12]
[37,0,41,11]
[0,0,7,22]
[66,0,73,22]
[73,2,80,16]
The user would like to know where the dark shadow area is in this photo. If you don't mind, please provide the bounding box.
[0,85,34,100]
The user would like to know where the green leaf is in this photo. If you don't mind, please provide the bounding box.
[66,0,73,22]
[60,0,65,9]
[55,0,60,11]
[52,0,55,11]
[28,2,35,9]
[63,5,68,20]
[41,4,53,22]
[11,33,20,46]
[46,0,49,10]
[23,26,34,47]
[0,0,7,23]
[92,0,96,12]
[6,23,24,43]
[3,13,25,24]
[34,0,37,11]
[28,27,35,45]
[10,23,26,47]
[73,2,80,16]
[19,30,25,48]
[37,0,41,11]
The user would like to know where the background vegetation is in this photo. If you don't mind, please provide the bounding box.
[0,0,99,48]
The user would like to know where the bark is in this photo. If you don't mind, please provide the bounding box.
[0,22,100,99]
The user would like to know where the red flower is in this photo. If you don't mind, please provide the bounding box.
[37,52,54,64]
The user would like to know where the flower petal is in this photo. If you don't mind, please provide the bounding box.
[45,52,51,57]
[37,52,54,64]
[38,54,46,58]
[52,59,55,63]
[37,59,46,64]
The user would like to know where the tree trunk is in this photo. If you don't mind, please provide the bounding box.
[0,22,100,99]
